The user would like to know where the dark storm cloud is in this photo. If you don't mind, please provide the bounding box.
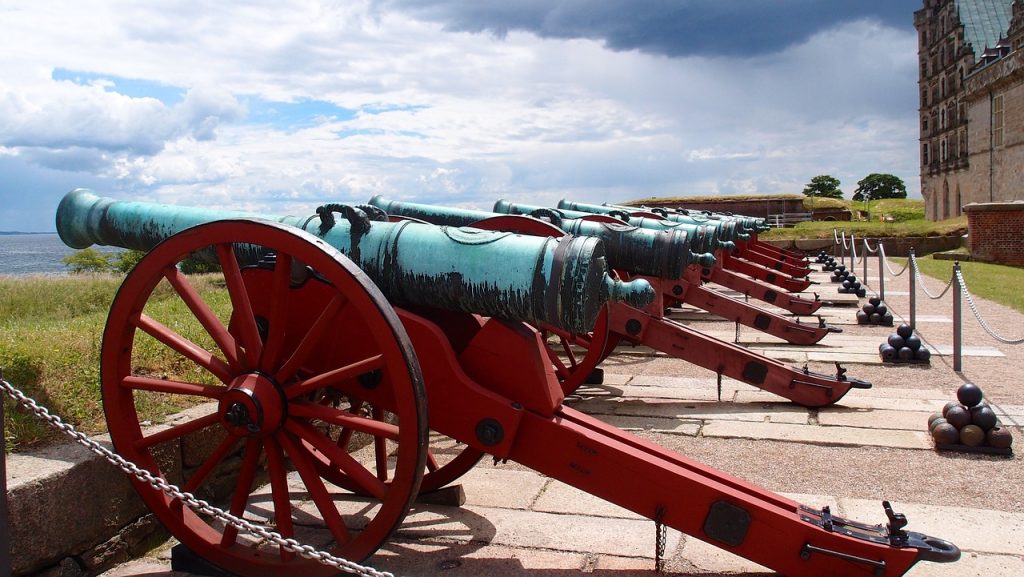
[374,0,917,57]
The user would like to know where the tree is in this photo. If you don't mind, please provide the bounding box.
[802,175,843,199]
[112,249,146,273]
[62,248,112,273]
[853,173,907,202]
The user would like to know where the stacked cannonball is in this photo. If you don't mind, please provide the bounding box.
[856,296,894,326]
[815,250,831,264]
[879,324,931,363]
[830,266,867,298]
[929,383,1013,453]
[820,255,838,271]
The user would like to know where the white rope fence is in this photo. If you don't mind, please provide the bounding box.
[832,229,1024,372]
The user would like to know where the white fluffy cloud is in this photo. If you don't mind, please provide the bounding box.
[0,0,920,231]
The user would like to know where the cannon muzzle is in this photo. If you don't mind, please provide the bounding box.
[555,199,744,244]
[56,189,654,332]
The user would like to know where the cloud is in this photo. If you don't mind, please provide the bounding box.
[0,0,922,233]
[372,0,918,57]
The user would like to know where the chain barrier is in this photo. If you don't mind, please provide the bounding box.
[956,268,1024,345]
[862,238,879,255]
[910,254,955,300]
[879,245,909,277]
[0,378,400,577]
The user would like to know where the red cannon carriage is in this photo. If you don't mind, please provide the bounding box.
[54,190,959,577]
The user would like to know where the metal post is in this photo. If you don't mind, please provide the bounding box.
[862,239,868,288]
[908,248,917,330]
[953,262,962,372]
[1,376,11,577]
[849,233,855,271]
[878,246,886,301]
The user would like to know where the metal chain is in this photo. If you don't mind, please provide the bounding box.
[956,269,1024,345]
[880,245,909,277]
[0,378,399,577]
[910,255,954,300]
[862,238,879,255]
[654,506,667,572]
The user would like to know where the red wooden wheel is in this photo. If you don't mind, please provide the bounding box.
[101,219,427,577]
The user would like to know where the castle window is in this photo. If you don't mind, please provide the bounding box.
[923,142,930,166]
[922,116,929,132]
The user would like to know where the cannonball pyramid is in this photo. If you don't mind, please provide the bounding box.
[879,324,930,363]
[929,383,1013,455]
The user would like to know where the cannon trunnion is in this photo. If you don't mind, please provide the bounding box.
[55,190,959,577]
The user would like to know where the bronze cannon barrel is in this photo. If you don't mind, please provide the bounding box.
[56,189,654,333]
[492,199,727,254]
[367,195,712,278]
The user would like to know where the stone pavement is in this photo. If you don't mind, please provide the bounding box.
[98,255,1024,577]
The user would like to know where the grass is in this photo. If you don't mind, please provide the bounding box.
[761,215,967,240]
[888,256,1024,314]
[1,274,228,451]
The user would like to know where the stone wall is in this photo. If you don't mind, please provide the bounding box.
[964,201,1024,265]
[761,235,964,257]
[7,404,235,577]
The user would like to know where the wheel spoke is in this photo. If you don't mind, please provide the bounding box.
[274,296,346,384]
[372,407,389,482]
[184,433,242,493]
[263,435,295,561]
[134,313,233,384]
[559,336,578,367]
[289,402,399,441]
[134,413,220,450]
[217,243,263,370]
[259,253,293,374]
[164,266,242,372]
[122,375,224,399]
[285,420,387,500]
[221,438,264,547]
[284,354,384,400]
[278,431,352,546]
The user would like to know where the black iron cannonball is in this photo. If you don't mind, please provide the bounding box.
[957,383,984,407]
[896,324,913,339]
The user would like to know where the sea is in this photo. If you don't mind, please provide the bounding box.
[0,233,124,276]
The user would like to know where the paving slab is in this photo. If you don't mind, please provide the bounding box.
[817,407,932,431]
[905,553,1024,577]
[532,479,641,520]
[570,397,809,426]
[392,504,684,558]
[459,467,549,510]
[931,345,1004,357]
[701,420,932,449]
[838,499,1024,556]
[372,542,589,576]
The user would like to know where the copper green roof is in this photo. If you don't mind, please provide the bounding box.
[956,0,1014,60]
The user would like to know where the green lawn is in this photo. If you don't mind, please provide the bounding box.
[1,274,227,451]
[888,256,1024,314]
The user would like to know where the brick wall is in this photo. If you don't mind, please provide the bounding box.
[964,201,1024,265]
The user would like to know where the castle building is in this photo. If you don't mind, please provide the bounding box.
[915,0,1023,220]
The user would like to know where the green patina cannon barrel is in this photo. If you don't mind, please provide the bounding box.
[367,196,714,278]
[605,202,769,233]
[56,189,654,333]
[555,199,749,242]
[492,199,732,254]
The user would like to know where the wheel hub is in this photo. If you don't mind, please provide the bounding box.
[218,372,286,437]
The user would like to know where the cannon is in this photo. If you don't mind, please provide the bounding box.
[367,196,860,408]
[371,195,838,347]
[558,199,815,285]
[55,190,959,577]
[494,200,824,315]
[596,200,810,265]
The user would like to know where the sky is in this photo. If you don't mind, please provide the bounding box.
[0,0,925,232]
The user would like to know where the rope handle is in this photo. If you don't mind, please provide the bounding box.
[528,208,564,227]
